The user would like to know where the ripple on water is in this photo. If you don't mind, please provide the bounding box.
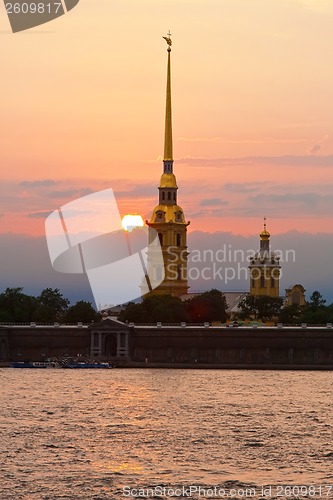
[0,368,332,499]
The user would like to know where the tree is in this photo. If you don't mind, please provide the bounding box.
[142,294,189,323]
[308,291,326,310]
[119,295,189,323]
[118,302,146,323]
[0,287,38,322]
[119,290,229,324]
[238,295,283,322]
[300,291,331,325]
[279,304,304,324]
[62,301,100,323]
[186,289,228,323]
[35,288,69,322]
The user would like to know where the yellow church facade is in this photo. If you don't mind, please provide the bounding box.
[248,221,281,298]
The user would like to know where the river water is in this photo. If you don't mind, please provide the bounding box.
[1,369,332,499]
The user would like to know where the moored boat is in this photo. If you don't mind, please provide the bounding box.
[62,361,113,369]
[9,360,60,368]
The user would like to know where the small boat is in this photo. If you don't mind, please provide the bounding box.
[62,361,113,369]
[9,361,60,369]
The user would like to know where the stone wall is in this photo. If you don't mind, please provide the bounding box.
[4,325,90,361]
[129,325,333,369]
[2,322,333,369]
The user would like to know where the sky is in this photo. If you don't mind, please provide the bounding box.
[0,0,333,303]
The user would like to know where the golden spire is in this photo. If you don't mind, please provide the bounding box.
[163,31,173,162]
[260,216,270,240]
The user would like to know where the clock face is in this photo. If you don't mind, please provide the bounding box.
[251,269,259,279]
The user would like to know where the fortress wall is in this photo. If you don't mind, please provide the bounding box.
[129,326,333,368]
[6,326,90,361]
[2,324,333,368]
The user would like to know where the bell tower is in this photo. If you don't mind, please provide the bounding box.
[144,32,190,297]
[248,219,281,297]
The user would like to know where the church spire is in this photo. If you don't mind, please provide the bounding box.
[163,31,173,172]
[143,32,189,298]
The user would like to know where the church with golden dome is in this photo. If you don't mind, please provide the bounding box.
[143,34,285,304]
[248,219,281,298]
[143,32,190,297]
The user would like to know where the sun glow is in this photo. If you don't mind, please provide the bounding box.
[121,214,144,232]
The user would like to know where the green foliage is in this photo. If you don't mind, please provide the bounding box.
[119,294,189,323]
[278,290,333,325]
[0,287,38,322]
[36,288,69,321]
[186,289,227,323]
[62,301,100,323]
[300,293,332,325]
[239,295,284,321]
[278,304,304,325]
[119,289,228,323]
[0,287,97,323]
[308,291,326,310]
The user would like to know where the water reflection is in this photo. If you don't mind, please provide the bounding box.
[1,369,332,498]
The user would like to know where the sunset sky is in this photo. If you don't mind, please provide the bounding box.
[1,0,333,301]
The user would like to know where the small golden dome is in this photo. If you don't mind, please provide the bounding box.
[260,221,270,240]
[159,173,178,188]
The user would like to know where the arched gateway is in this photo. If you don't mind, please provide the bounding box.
[89,318,130,360]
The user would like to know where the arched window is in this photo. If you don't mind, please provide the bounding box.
[168,192,171,200]
[156,211,164,221]
[158,233,163,245]
[173,192,176,201]
[177,265,182,280]
[176,211,182,222]
[176,233,181,246]
[251,278,255,289]
[260,273,265,288]
[162,192,165,201]
[271,276,275,288]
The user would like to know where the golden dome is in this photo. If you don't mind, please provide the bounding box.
[260,223,270,240]
[159,173,178,188]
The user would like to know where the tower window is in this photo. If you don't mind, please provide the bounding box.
[158,233,163,245]
[177,265,182,280]
[251,278,255,289]
[260,274,265,288]
[162,192,165,201]
[168,192,171,200]
[173,192,176,201]
[271,276,275,288]
[176,233,181,246]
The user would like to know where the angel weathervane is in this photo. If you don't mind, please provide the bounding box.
[163,30,172,50]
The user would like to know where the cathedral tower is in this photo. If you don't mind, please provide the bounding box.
[144,33,190,296]
[248,220,281,297]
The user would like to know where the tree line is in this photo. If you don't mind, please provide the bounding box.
[118,289,228,324]
[120,290,333,325]
[237,291,333,324]
[0,287,99,323]
[1,287,331,325]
